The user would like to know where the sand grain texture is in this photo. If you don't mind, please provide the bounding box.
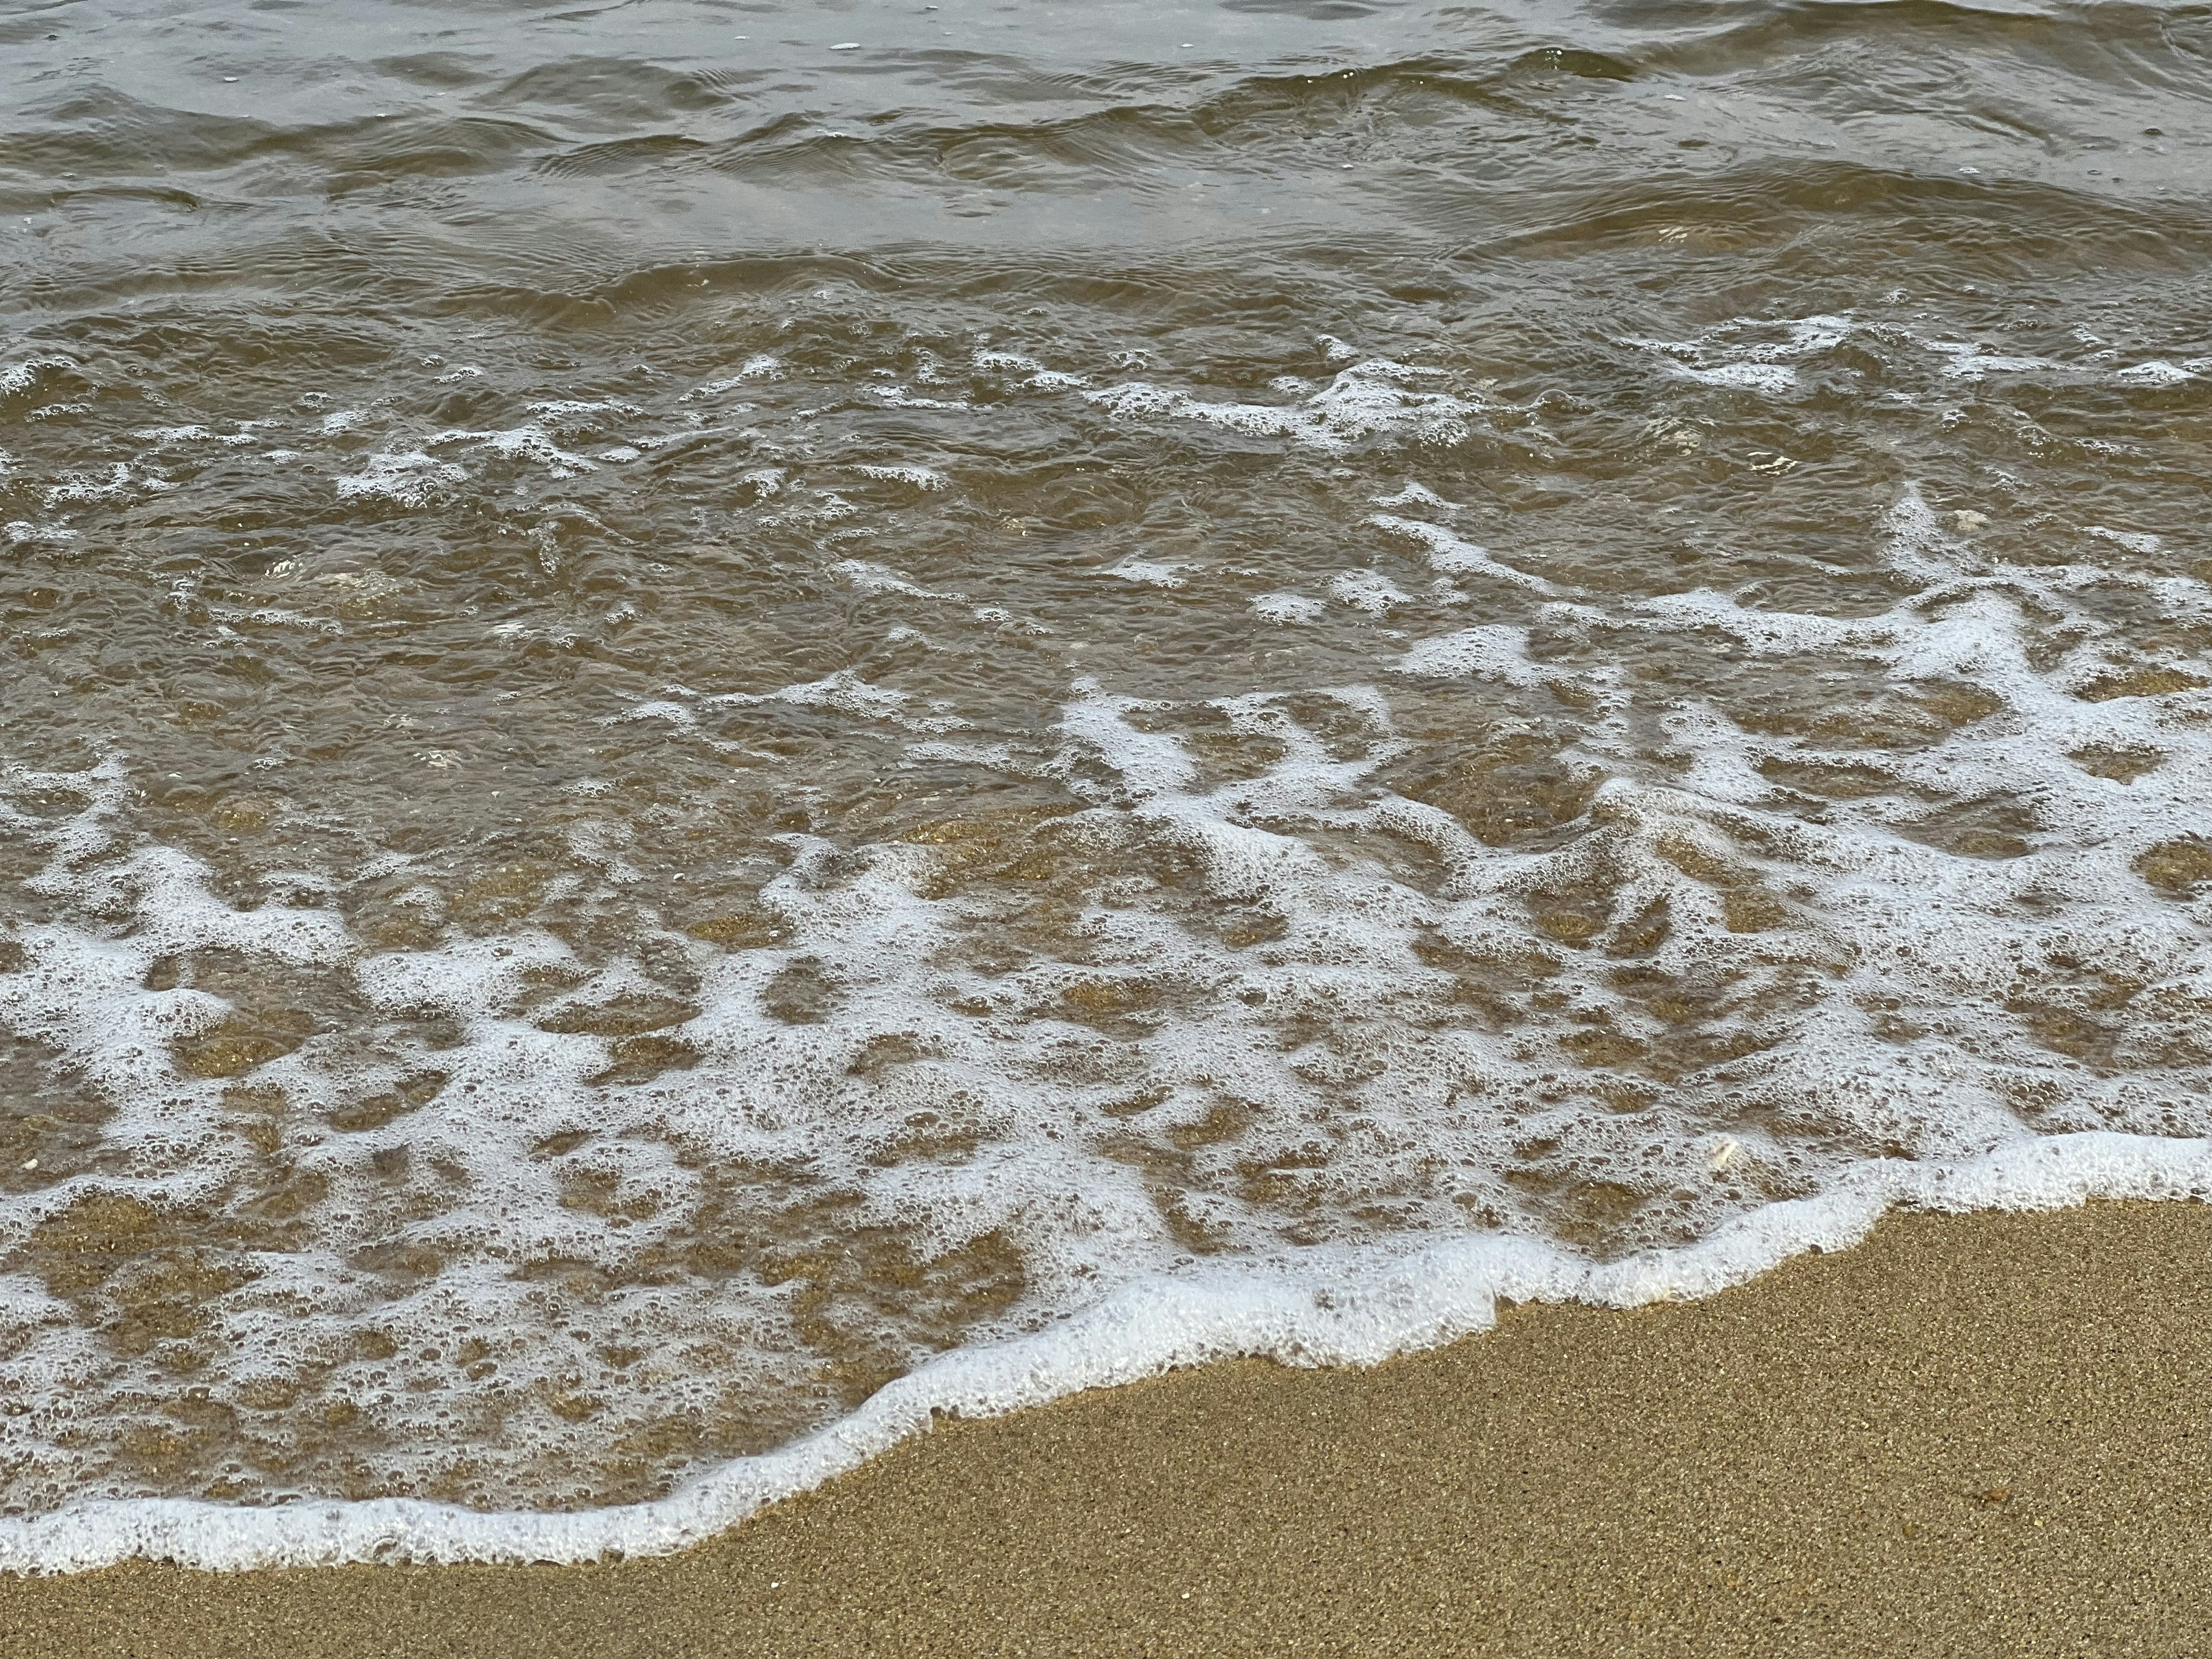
[6,1200,2211,1656]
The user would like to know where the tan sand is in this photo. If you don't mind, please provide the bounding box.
[6,1199,2212,1656]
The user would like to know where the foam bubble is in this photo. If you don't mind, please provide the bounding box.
[711,671,971,733]
[1252,590,1324,624]
[3,1132,2205,1571]
[2085,525,2163,555]
[426,425,597,478]
[1084,359,1478,453]
[335,451,468,503]
[1923,340,2056,380]
[684,357,783,398]
[857,464,951,490]
[0,355,79,398]
[1371,482,1461,512]
[1368,514,1553,593]
[1105,558,1187,588]
[1328,569,1411,613]
[2113,360,2195,386]
[6,297,2212,1572]
[1395,626,1542,684]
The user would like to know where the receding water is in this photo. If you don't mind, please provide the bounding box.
[2,0,2210,1542]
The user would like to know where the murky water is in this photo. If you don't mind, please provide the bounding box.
[3,0,2210,1526]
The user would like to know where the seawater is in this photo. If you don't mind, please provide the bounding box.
[2,0,2210,1571]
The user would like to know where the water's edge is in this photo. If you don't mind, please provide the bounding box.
[4,1128,2200,1576]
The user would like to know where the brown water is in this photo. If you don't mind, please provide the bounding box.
[2,0,2210,1528]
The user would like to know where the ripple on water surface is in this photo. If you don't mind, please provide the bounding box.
[1,0,2210,1552]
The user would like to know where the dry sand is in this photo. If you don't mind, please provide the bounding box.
[6,1199,2212,1656]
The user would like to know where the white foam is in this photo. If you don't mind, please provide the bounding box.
[1328,569,1411,613]
[2115,360,2195,386]
[524,399,642,426]
[710,671,971,733]
[2,1133,2202,1572]
[1252,590,1324,624]
[1371,482,1461,512]
[857,463,951,490]
[44,463,166,508]
[426,426,597,478]
[868,385,970,410]
[5,520,78,546]
[1085,359,1478,453]
[1368,514,1554,593]
[1683,361,1797,393]
[2085,525,2162,555]
[1626,315,1854,394]
[6,554,2211,1558]
[1106,558,1187,589]
[1396,626,1543,684]
[831,559,966,601]
[1055,681,1198,797]
[1923,340,2055,380]
[0,355,79,399]
[9,310,2212,1575]
[684,356,783,398]
[335,451,467,503]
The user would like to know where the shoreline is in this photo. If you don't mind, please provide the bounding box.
[7,1198,2212,1654]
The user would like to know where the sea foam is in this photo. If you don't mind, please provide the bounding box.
[2,1132,2205,1573]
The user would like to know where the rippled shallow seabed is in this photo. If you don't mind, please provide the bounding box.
[1,0,2209,1514]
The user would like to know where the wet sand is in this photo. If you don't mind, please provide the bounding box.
[6,1199,2212,1656]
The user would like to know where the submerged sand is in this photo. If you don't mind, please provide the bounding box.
[6,1199,2212,1656]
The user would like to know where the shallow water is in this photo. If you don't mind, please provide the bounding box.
[2,0,2210,1534]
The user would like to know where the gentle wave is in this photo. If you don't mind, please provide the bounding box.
[3,0,2209,1566]
[5,1133,2209,1573]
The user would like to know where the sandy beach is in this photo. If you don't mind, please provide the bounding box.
[5,1198,2210,1656]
